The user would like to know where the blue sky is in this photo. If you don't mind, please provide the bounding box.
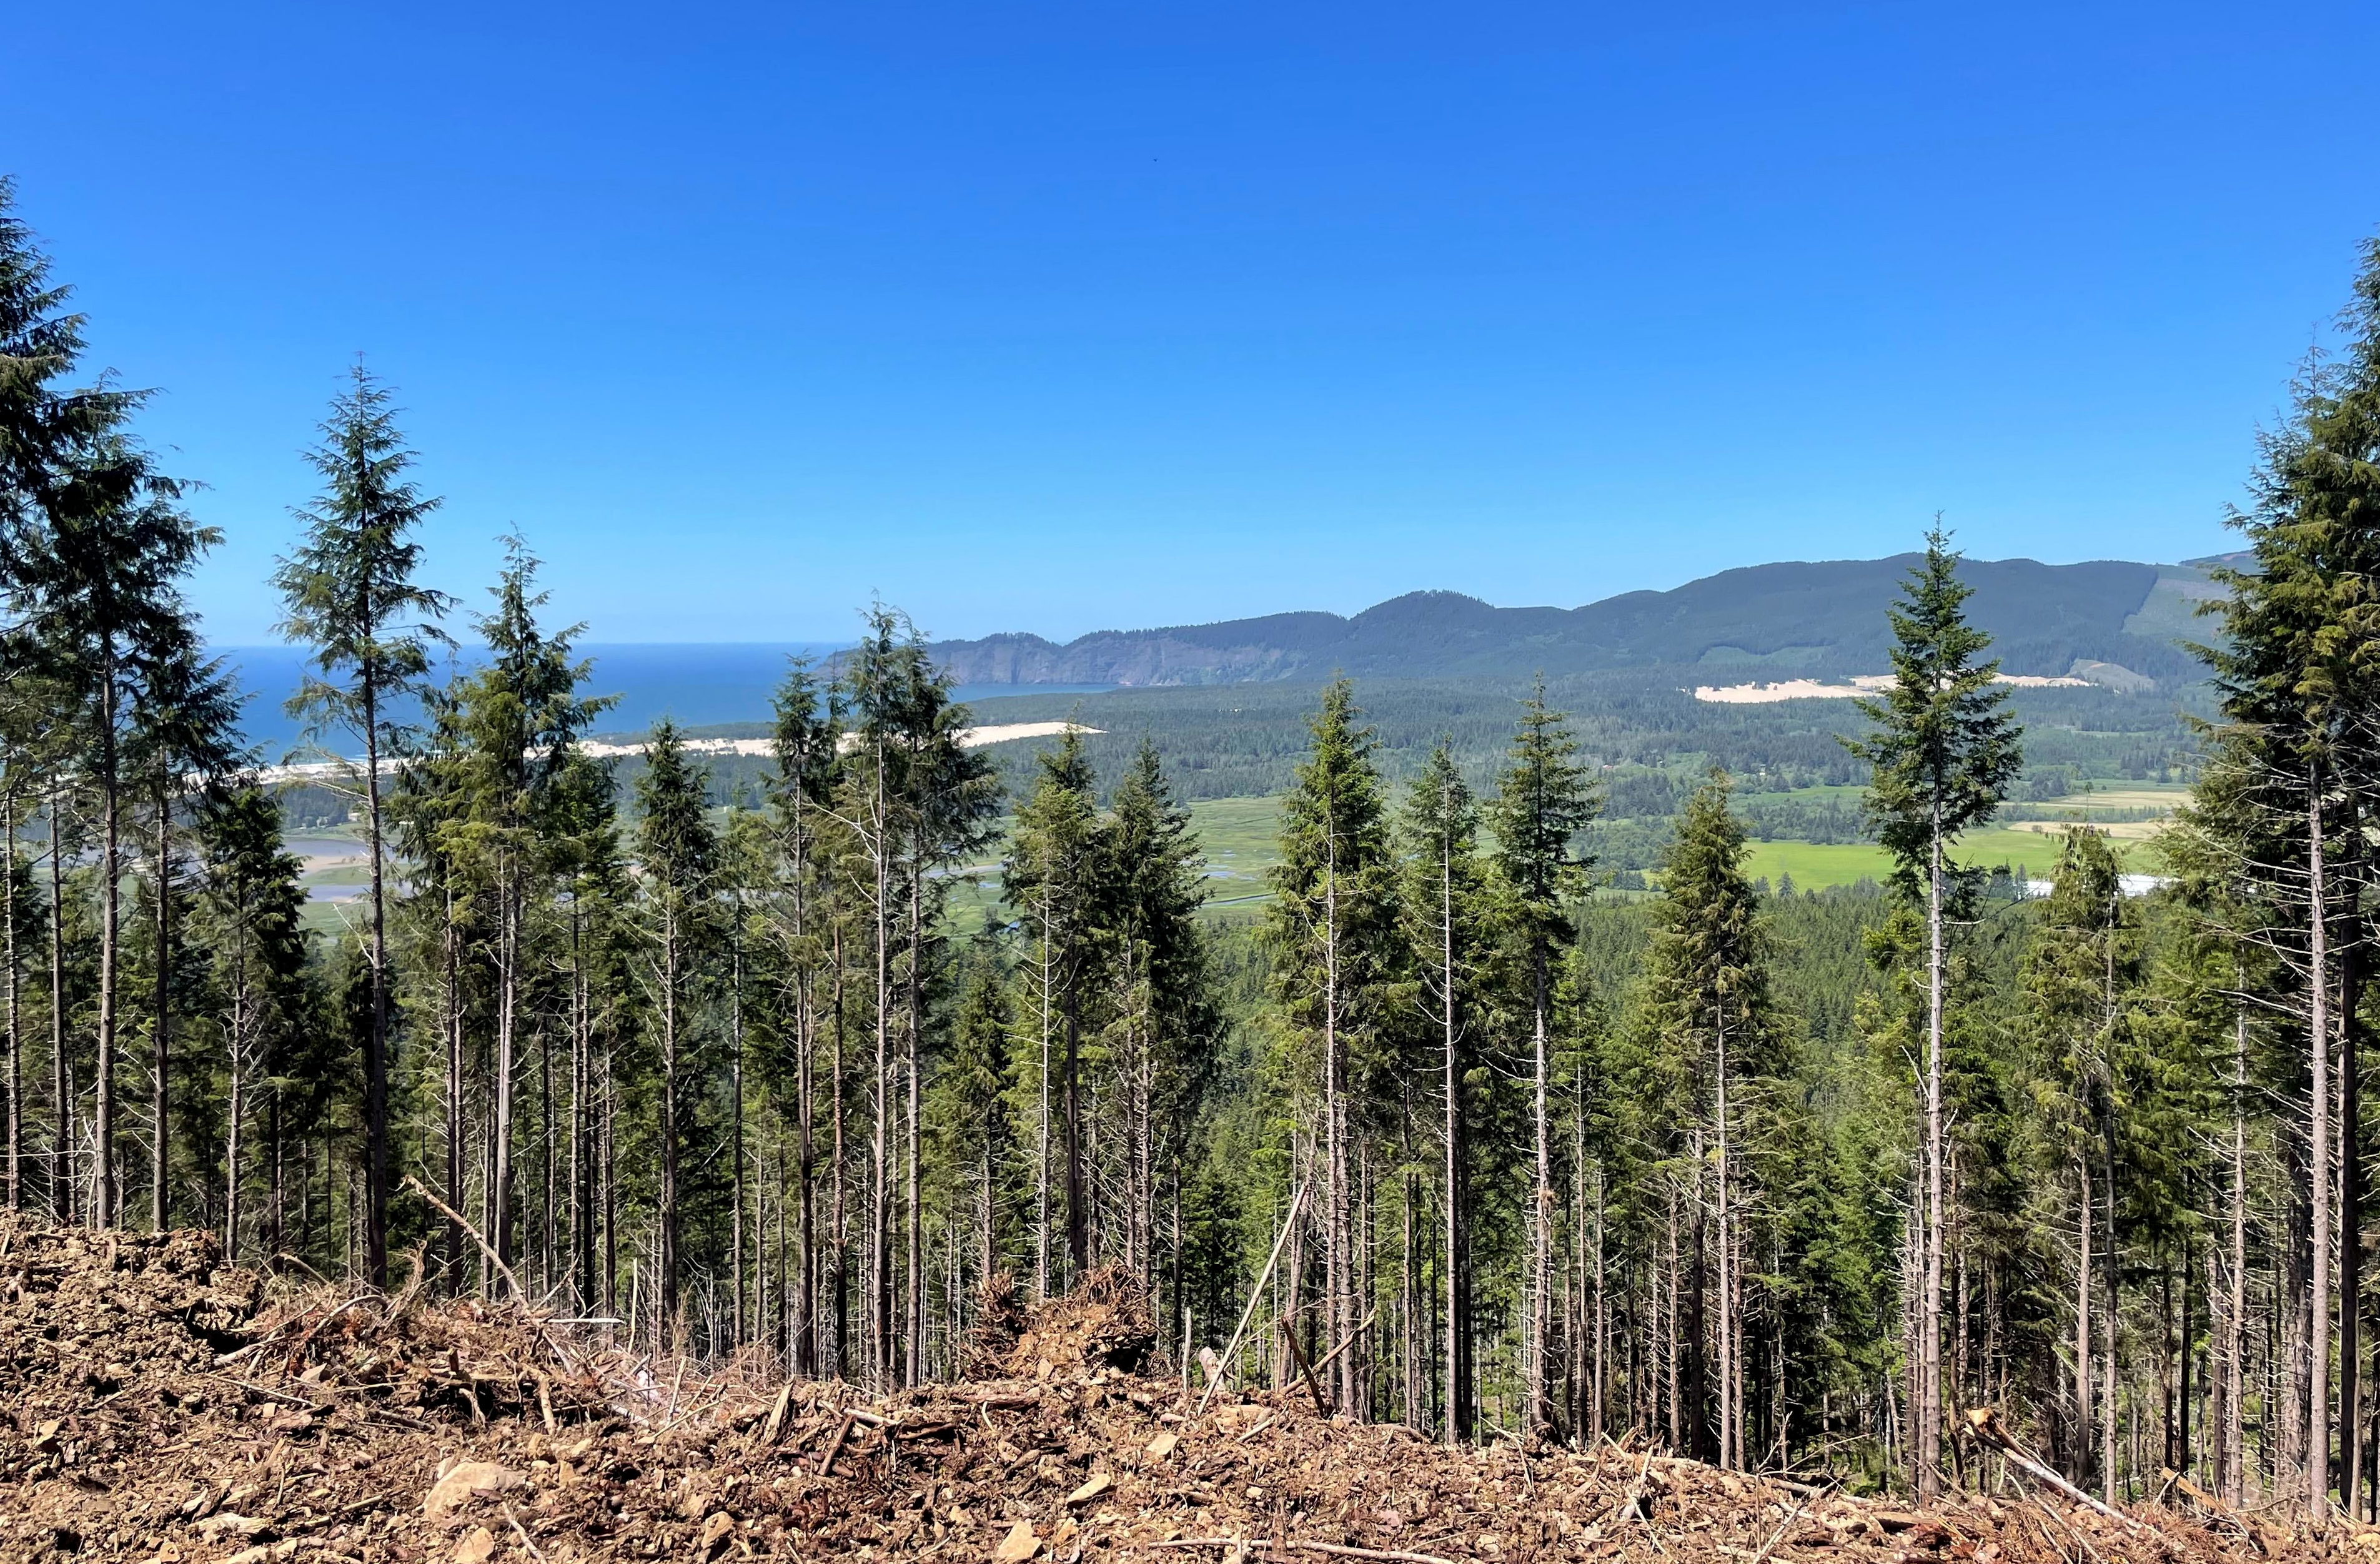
[6,1,2374,645]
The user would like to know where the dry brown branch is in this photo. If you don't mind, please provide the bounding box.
[402,1174,528,1305]
[1965,1408,2159,1540]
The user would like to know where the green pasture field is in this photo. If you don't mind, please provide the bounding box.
[1738,822,2159,892]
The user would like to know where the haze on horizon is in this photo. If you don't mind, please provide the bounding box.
[7,0,2374,645]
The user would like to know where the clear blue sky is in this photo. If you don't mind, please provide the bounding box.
[7,1,2373,645]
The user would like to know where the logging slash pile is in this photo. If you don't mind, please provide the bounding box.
[0,1213,2320,1563]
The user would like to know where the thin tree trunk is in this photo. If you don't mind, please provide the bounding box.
[572,905,593,1315]
[1324,822,1352,1415]
[493,859,518,1275]
[830,924,848,1381]
[151,778,172,1232]
[224,884,246,1261]
[2104,1094,2120,1505]
[1593,1159,1607,1447]
[659,904,682,1340]
[2226,1007,2249,1504]
[1528,935,1552,1445]
[1036,876,1053,1302]
[906,865,925,1383]
[94,661,121,1229]
[2312,770,2334,1519]
[1440,824,1467,1444]
[1716,993,1733,1469]
[1917,805,1945,1502]
[2076,1149,2095,1487]
[733,937,746,1344]
[444,888,463,1294]
[362,676,390,1286]
[2341,947,2363,1522]
[48,778,70,1224]
[4,773,19,1211]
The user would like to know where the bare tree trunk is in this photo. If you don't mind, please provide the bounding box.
[47,779,70,1224]
[1592,1160,1607,1447]
[2225,1007,2249,1503]
[906,866,925,1384]
[1440,827,1467,1444]
[362,677,390,1287]
[571,906,593,1314]
[1529,943,1551,1444]
[493,860,518,1275]
[2312,771,2334,1520]
[150,778,171,1232]
[1666,1184,1682,1451]
[94,665,121,1230]
[659,904,682,1341]
[2104,1097,2119,1504]
[1035,876,1053,1302]
[830,925,848,1381]
[4,774,20,1210]
[1323,829,1352,1415]
[1916,808,1945,1502]
[224,894,246,1261]
[2076,1149,2094,1487]
[1716,994,1735,1469]
[798,936,817,1374]
[444,889,463,1293]
[2341,947,2363,1522]
[732,937,747,1345]
[869,751,893,1386]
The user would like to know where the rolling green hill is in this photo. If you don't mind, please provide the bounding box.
[925,554,2214,690]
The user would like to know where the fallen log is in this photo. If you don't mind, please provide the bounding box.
[1965,1408,2164,1542]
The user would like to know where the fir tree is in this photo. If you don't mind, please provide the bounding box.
[194,787,307,1261]
[635,719,718,1333]
[1400,737,1487,1442]
[274,363,450,1284]
[1632,771,1779,1468]
[1269,678,1402,1415]
[1003,724,1106,1294]
[1487,677,1596,1440]
[1843,528,2022,1501]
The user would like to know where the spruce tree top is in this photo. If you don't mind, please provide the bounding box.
[1845,528,2023,900]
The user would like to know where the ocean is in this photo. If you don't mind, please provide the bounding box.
[214,643,1113,757]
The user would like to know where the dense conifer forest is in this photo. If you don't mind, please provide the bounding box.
[13,174,2380,1522]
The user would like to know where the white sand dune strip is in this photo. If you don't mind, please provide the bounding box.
[1693,673,2090,703]
[247,722,1101,786]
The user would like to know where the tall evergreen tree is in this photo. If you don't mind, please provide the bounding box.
[1105,738,1214,1290]
[768,655,840,1370]
[1003,725,1106,1294]
[2190,238,2380,1517]
[1844,529,2022,1501]
[1269,678,1402,1414]
[274,363,450,1285]
[435,538,610,1269]
[1400,738,1488,1443]
[1630,772,1779,1468]
[1487,678,1596,1440]
[194,786,307,1261]
[635,719,718,1335]
[14,439,219,1230]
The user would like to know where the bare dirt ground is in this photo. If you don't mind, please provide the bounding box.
[0,1214,2303,1563]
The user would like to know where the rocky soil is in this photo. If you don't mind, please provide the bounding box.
[0,1214,2306,1563]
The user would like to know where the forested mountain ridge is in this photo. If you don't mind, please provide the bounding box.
[927,555,2213,688]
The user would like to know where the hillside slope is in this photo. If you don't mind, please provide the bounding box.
[929,555,2212,688]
